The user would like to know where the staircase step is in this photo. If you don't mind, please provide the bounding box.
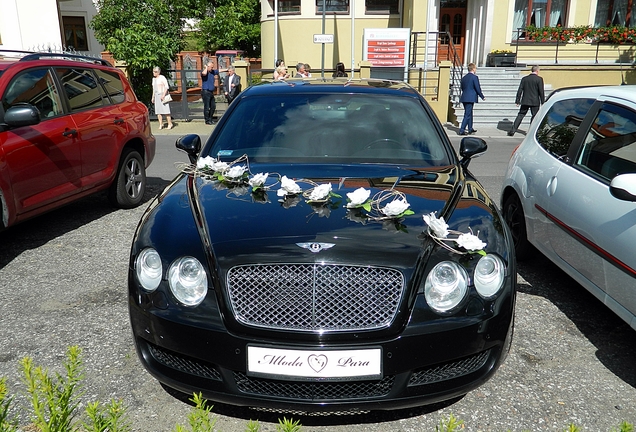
[451,67,551,127]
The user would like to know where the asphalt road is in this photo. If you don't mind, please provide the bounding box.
[0,126,635,431]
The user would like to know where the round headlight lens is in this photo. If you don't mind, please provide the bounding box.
[424,261,468,313]
[474,254,505,298]
[136,248,162,291]
[168,257,208,306]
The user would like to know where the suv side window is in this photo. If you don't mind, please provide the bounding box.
[2,68,64,118]
[536,98,595,157]
[55,68,107,112]
[575,103,636,180]
[93,69,126,104]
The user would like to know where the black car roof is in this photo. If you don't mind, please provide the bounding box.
[243,79,422,97]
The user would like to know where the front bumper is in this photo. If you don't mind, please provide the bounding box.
[129,294,514,412]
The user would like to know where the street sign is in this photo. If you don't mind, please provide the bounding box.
[313,34,334,44]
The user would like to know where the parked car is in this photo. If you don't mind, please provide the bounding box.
[501,85,636,331]
[0,50,155,230]
[129,79,516,412]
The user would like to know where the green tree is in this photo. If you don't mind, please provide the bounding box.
[90,0,202,104]
[195,0,261,56]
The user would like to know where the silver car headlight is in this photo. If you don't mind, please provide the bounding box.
[474,254,505,298]
[168,257,208,306]
[135,248,162,292]
[424,261,468,313]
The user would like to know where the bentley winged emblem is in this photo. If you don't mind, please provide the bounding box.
[296,242,335,253]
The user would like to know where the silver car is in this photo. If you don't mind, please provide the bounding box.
[501,85,636,330]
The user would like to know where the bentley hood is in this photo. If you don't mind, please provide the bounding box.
[183,164,504,272]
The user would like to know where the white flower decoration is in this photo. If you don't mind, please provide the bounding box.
[197,156,216,169]
[225,165,247,179]
[277,176,302,197]
[456,232,487,251]
[423,212,450,238]
[249,172,268,188]
[346,187,371,208]
[309,183,332,201]
[381,198,410,217]
[211,160,229,172]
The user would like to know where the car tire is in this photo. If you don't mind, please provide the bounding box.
[503,193,532,261]
[108,148,146,209]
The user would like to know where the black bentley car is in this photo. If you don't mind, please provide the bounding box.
[129,79,516,412]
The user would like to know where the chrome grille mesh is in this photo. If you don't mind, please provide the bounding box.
[227,264,404,332]
[234,372,394,400]
[407,349,491,386]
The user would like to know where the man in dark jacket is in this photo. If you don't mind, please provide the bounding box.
[508,65,545,136]
[223,66,241,104]
[459,63,485,135]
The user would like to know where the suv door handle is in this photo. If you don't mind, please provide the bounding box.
[62,129,78,137]
[114,118,125,125]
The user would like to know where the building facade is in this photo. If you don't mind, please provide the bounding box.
[0,0,103,57]
[261,0,629,70]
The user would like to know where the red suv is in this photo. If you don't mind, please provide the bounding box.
[0,51,156,230]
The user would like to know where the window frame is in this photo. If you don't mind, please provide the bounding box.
[62,16,89,51]
[316,0,350,14]
[364,0,400,15]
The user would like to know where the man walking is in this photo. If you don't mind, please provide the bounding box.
[508,65,544,136]
[224,66,241,104]
[201,60,219,125]
[459,63,485,136]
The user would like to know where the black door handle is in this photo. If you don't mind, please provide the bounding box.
[62,129,77,137]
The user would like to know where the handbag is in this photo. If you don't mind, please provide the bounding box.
[163,93,173,104]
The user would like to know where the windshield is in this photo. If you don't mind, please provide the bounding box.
[207,93,452,166]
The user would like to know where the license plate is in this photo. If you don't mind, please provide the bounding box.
[247,346,382,380]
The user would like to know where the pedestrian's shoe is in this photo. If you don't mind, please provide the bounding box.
[205,121,212,125]
[458,131,468,136]
[507,130,515,136]
[469,129,477,134]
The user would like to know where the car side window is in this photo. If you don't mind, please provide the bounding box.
[93,69,126,104]
[55,68,107,112]
[2,68,64,118]
[536,98,595,157]
[575,103,636,180]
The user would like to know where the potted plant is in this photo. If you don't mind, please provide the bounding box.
[487,49,517,67]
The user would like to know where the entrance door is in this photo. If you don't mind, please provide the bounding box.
[438,7,466,66]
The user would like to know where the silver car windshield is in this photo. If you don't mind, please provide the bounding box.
[209,94,452,166]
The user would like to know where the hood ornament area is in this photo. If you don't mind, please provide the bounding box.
[296,242,335,253]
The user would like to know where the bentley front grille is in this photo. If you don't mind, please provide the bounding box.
[227,264,404,332]
[234,372,394,400]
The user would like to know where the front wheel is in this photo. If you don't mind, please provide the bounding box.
[108,148,146,208]
[502,193,532,261]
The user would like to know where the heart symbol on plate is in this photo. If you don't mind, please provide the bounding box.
[307,354,328,373]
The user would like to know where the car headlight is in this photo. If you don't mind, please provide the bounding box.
[135,248,162,292]
[168,257,208,306]
[474,254,505,298]
[424,261,468,313]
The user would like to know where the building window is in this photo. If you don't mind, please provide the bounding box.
[316,0,349,13]
[62,16,88,51]
[595,0,636,26]
[365,0,399,14]
[512,0,568,38]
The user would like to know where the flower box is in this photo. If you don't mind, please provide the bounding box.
[486,53,517,67]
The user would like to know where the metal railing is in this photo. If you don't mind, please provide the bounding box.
[410,31,463,105]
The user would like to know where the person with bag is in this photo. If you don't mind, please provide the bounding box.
[224,66,241,104]
[151,66,173,130]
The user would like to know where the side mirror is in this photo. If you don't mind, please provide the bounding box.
[4,104,41,128]
[176,134,202,164]
[459,137,488,169]
[610,173,636,201]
